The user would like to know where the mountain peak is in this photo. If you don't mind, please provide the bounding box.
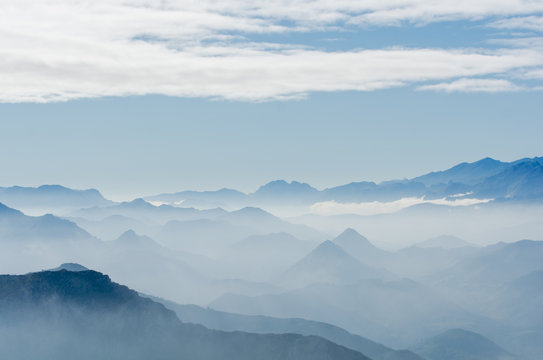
[333,228,376,250]
[255,180,319,196]
[312,240,350,258]
[48,263,90,272]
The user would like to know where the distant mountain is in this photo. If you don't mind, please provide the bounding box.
[0,269,372,360]
[253,180,320,204]
[475,159,543,199]
[0,202,92,242]
[276,240,392,288]
[157,207,324,256]
[139,156,543,209]
[412,158,510,186]
[0,184,112,213]
[145,188,248,209]
[153,299,425,360]
[113,229,163,251]
[332,228,391,266]
[74,198,225,223]
[417,235,474,249]
[211,278,494,348]
[413,328,517,360]
[323,181,427,203]
[432,240,543,288]
[48,263,89,272]
[218,233,315,281]
[69,214,155,241]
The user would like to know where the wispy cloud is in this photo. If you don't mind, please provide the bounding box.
[418,78,524,93]
[488,16,543,32]
[311,196,493,216]
[1,0,543,102]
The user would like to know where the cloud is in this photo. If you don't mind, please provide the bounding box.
[1,0,543,102]
[310,196,493,216]
[417,78,524,93]
[488,16,543,32]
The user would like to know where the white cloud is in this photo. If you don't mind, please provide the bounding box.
[417,78,524,93]
[488,16,543,32]
[1,0,543,102]
[311,196,492,216]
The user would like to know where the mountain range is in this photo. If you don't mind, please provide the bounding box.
[0,268,373,360]
[143,156,543,208]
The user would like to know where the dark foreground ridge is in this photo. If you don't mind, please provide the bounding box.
[0,268,371,360]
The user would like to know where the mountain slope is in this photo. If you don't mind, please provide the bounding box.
[413,328,517,360]
[153,299,425,360]
[0,269,372,360]
[412,158,510,186]
[0,185,111,213]
[332,228,391,266]
[0,202,92,242]
[277,240,392,288]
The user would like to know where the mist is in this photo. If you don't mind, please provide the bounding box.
[1,156,543,360]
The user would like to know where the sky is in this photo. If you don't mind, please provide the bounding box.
[1,0,542,200]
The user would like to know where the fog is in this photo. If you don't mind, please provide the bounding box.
[1,157,543,359]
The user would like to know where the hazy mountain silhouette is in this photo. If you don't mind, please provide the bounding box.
[0,202,92,242]
[0,269,373,360]
[0,185,112,213]
[412,158,510,186]
[413,328,517,360]
[332,228,391,266]
[433,240,543,288]
[253,180,320,204]
[475,159,543,199]
[48,263,90,272]
[74,198,226,223]
[153,299,425,360]
[417,235,474,249]
[218,232,315,281]
[211,277,492,348]
[276,240,392,288]
[145,188,248,209]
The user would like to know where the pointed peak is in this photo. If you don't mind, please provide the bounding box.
[334,228,371,244]
[312,240,349,256]
[118,229,138,239]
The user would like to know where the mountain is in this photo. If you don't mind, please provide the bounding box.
[145,188,248,209]
[153,299,425,360]
[253,180,320,204]
[0,268,372,360]
[218,232,315,281]
[475,160,543,199]
[323,181,427,203]
[0,202,92,242]
[417,235,474,249]
[332,228,391,266]
[48,263,90,272]
[157,207,324,256]
[113,229,163,251]
[412,158,510,186]
[69,214,155,241]
[413,328,517,360]
[74,198,225,223]
[433,240,543,289]
[276,240,392,288]
[0,184,112,214]
[211,278,494,348]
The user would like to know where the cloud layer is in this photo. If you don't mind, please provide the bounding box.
[1,0,543,102]
[311,197,493,216]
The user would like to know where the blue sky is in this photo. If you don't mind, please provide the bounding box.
[1,1,542,200]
